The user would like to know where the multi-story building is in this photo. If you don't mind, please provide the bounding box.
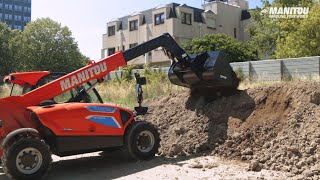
[0,0,31,30]
[102,0,251,67]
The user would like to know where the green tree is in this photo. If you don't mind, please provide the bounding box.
[275,4,320,58]
[121,65,138,82]
[13,18,87,72]
[183,33,258,62]
[0,22,17,76]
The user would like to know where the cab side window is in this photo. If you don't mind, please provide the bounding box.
[36,75,102,103]
[53,89,75,103]
[37,74,75,103]
[11,84,23,96]
[80,81,102,103]
[10,84,33,96]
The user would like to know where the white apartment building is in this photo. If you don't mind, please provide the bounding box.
[102,0,251,67]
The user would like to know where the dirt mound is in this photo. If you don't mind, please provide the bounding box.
[138,82,320,178]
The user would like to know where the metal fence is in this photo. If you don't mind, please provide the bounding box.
[106,56,320,81]
[106,67,170,80]
[230,56,320,81]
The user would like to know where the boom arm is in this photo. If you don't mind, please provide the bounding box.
[123,33,191,64]
[6,33,189,107]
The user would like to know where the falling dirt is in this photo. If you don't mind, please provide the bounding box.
[137,81,320,179]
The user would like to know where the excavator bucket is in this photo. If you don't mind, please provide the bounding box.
[168,50,239,95]
[122,33,239,95]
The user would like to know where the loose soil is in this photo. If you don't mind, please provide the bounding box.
[138,82,320,179]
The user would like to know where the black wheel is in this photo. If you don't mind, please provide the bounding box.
[1,136,52,180]
[125,121,160,160]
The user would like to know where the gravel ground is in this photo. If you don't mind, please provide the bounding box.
[0,152,290,180]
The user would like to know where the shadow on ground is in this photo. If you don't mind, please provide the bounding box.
[0,151,192,180]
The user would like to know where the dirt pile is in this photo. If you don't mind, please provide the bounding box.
[138,82,320,178]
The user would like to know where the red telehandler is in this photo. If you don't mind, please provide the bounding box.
[0,33,239,179]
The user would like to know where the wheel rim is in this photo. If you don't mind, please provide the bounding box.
[16,147,43,174]
[136,130,155,153]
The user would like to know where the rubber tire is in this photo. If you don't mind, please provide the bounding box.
[125,121,160,160]
[1,136,52,180]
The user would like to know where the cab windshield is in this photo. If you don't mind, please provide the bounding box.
[6,75,103,104]
[37,76,103,104]
[10,83,33,96]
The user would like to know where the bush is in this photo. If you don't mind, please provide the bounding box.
[122,65,138,82]
[97,65,183,108]
[183,34,258,62]
[235,68,246,82]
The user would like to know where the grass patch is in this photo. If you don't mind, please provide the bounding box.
[98,64,185,109]
[97,79,184,109]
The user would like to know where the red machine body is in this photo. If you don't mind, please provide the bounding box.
[28,103,131,137]
[0,52,129,157]
[3,71,50,87]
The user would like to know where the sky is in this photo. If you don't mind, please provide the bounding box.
[32,0,264,61]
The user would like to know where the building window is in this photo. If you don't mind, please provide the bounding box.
[14,5,22,11]
[129,20,138,31]
[14,25,22,30]
[23,6,31,13]
[14,15,21,21]
[181,12,192,25]
[5,4,13,10]
[108,48,116,56]
[129,43,138,48]
[108,26,115,36]
[154,13,165,25]
[143,51,152,58]
[207,17,216,29]
[122,45,125,51]
[234,28,237,38]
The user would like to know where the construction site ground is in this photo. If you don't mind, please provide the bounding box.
[1,152,289,180]
[1,81,319,179]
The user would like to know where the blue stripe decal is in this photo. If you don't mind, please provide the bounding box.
[85,106,117,113]
[87,116,120,128]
